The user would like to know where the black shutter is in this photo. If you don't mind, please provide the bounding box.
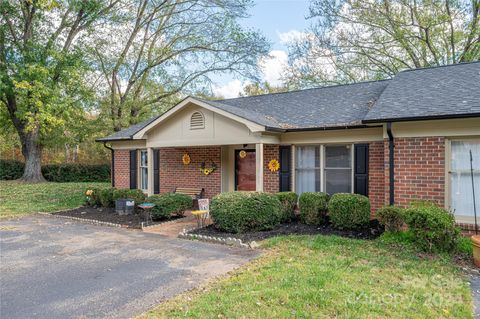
[111,149,115,187]
[153,149,160,194]
[279,146,292,192]
[354,144,369,196]
[129,150,137,189]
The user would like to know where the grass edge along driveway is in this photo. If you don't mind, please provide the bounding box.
[0,181,109,218]
[141,235,473,319]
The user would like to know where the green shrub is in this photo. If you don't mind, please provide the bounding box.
[112,189,146,206]
[42,164,110,182]
[276,192,298,222]
[147,193,193,220]
[328,193,371,230]
[0,160,111,182]
[99,187,116,207]
[376,206,405,232]
[298,192,329,225]
[403,204,460,252]
[85,187,102,206]
[0,160,24,180]
[210,192,282,233]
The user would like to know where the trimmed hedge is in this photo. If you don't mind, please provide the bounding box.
[99,187,116,208]
[403,204,459,252]
[147,193,193,220]
[377,206,405,232]
[0,160,24,180]
[276,192,298,222]
[112,189,146,206]
[0,160,110,182]
[210,192,282,233]
[328,193,371,230]
[298,192,329,225]
[42,164,110,182]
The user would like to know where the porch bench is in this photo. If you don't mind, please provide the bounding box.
[173,187,205,209]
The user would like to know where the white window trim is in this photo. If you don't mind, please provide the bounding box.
[446,137,480,224]
[294,143,354,194]
[139,149,148,191]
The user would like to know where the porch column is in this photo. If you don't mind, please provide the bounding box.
[256,143,264,191]
[147,147,154,197]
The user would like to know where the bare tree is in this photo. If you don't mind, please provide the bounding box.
[285,0,480,88]
[93,0,270,131]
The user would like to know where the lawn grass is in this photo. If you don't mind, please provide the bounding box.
[0,181,110,218]
[142,235,473,319]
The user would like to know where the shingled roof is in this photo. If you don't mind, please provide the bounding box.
[364,61,480,122]
[98,61,480,141]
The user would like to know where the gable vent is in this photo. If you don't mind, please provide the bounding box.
[190,111,205,130]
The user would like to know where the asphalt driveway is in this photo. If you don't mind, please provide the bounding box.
[0,214,259,319]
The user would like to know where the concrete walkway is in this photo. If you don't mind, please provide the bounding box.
[143,211,212,237]
[0,214,258,319]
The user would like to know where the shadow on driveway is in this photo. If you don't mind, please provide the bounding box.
[0,214,259,319]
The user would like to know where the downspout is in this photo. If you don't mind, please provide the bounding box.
[103,142,115,187]
[386,122,394,205]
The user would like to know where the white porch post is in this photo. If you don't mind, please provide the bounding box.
[256,143,264,192]
[147,147,154,196]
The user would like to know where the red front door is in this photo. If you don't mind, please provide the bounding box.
[235,150,256,191]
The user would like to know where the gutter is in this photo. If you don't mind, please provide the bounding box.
[363,112,480,124]
[386,122,395,205]
[103,142,115,187]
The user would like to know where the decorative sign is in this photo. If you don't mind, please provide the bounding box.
[268,159,280,172]
[239,150,247,159]
[182,153,191,165]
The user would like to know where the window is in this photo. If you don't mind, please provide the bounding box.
[449,140,480,223]
[295,144,353,196]
[139,150,148,191]
[295,146,320,194]
[190,111,205,129]
[324,145,352,194]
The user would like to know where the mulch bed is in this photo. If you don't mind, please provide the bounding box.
[53,206,182,229]
[190,218,384,242]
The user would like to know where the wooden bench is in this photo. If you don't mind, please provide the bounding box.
[174,187,205,209]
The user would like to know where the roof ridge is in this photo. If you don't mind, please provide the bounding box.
[398,61,480,74]
[215,79,391,102]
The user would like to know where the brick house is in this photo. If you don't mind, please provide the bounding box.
[98,62,480,229]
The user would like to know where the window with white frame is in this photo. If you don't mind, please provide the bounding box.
[139,150,148,191]
[295,146,321,194]
[449,140,480,223]
[295,144,353,195]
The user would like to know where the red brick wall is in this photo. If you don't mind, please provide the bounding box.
[368,141,385,213]
[263,144,280,193]
[385,137,445,207]
[160,147,221,199]
[113,150,130,189]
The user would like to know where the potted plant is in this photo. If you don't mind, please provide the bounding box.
[472,235,480,267]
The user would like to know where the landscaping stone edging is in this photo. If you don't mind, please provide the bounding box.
[38,212,123,228]
[178,228,260,249]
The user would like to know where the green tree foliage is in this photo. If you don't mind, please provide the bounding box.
[285,0,480,87]
[0,0,119,181]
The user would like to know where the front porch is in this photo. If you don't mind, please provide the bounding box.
[144,143,284,198]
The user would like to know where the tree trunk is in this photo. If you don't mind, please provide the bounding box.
[19,130,46,182]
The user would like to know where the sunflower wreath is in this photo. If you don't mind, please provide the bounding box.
[200,160,217,175]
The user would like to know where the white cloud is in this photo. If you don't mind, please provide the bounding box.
[213,79,250,98]
[258,50,288,86]
[277,29,311,44]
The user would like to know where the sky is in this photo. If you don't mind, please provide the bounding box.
[212,0,311,98]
